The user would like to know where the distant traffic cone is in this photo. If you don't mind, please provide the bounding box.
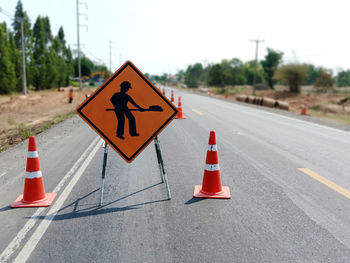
[162,87,166,96]
[300,97,309,115]
[11,136,57,208]
[193,131,231,199]
[175,96,186,119]
[170,90,174,102]
[208,88,212,96]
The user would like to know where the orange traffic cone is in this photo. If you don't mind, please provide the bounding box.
[194,131,231,199]
[175,96,186,119]
[300,97,308,115]
[11,136,57,208]
[162,87,166,96]
[170,90,174,102]
[208,88,212,96]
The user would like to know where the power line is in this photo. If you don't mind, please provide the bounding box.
[108,40,118,72]
[81,46,108,66]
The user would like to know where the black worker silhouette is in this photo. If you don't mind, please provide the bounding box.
[107,81,163,140]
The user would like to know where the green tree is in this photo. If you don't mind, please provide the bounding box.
[12,1,32,49]
[45,45,59,89]
[207,64,224,86]
[8,31,22,91]
[0,23,16,94]
[64,46,73,86]
[260,48,283,89]
[242,61,264,85]
[336,70,350,87]
[74,54,94,77]
[219,59,233,85]
[176,69,185,83]
[52,27,71,88]
[57,27,73,85]
[275,64,308,93]
[229,58,246,85]
[207,59,246,87]
[184,63,203,88]
[32,16,54,90]
[12,0,33,86]
[314,68,333,92]
[304,64,319,85]
[32,16,46,89]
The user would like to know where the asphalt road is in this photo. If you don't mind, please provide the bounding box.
[2,88,350,262]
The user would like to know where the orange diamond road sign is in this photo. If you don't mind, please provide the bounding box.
[76,61,178,163]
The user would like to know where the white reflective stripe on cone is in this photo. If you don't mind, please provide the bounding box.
[26,171,42,179]
[207,144,217,151]
[27,151,39,158]
[204,164,220,171]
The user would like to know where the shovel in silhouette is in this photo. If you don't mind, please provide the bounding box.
[106,105,163,112]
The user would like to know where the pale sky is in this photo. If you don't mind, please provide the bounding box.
[0,0,349,75]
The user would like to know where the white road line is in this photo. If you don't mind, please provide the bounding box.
[0,136,100,263]
[14,137,102,263]
[219,99,350,136]
[190,92,350,137]
[0,172,6,179]
[192,108,204,115]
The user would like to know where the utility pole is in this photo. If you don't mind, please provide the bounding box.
[0,7,27,95]
[251,38,264,95]
[109,40,112,73]
[76,0,82,89]
[76,0,88,90]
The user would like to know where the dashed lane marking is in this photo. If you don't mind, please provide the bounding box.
[299,168,350,199]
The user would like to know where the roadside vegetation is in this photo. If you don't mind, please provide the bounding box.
[148,45,350,126]
[2,1,350,152]
[0,111,75,152]
[0,0,110,95]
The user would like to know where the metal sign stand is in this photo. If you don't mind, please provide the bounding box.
[99,142,109,206]
[154,136,171,200]
[98,137,171,206]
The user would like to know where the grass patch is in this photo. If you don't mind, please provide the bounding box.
[53,111,76,124]
[1,111,76,153]
[8,116,16,125]
[34,111,76,135]
[310,111,350,125]
[212,87,225,94]
[17,123,32,139]
[34,121,53,135]
[228,87,251,96]
[310,104,321,111]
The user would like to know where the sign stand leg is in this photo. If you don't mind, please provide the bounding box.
[154,137,164,183]
[154,136,171,200]
[99,142,109,206]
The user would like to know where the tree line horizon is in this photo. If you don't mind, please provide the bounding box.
[1,1,350,95]
[0,0,110,94]
[150,52,350,94]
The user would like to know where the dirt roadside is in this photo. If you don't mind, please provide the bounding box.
[192,85,350,125]
[0,87,94,151]
[2,85,350,152]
